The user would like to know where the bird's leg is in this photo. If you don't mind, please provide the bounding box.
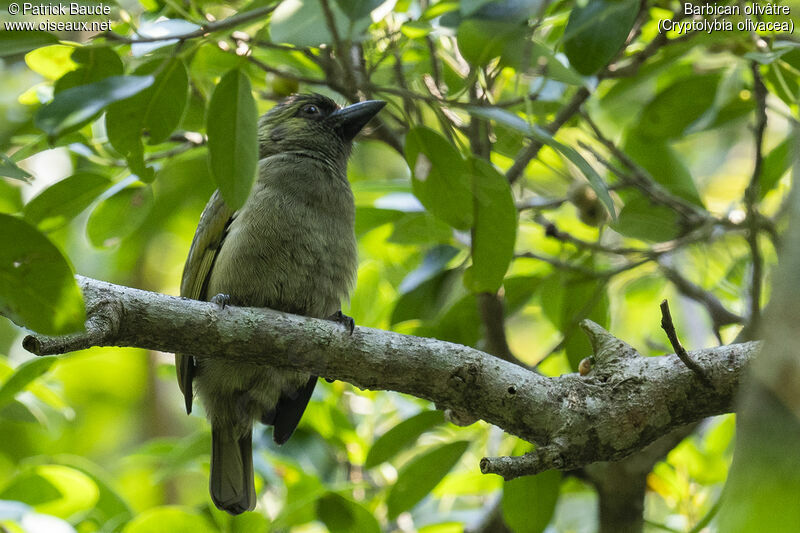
[323,311,354,384]
[210,293,232,309]
[327,310,355,335]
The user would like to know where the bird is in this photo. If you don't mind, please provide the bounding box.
[176,93,386,514]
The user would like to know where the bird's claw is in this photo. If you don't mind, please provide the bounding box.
[210,293,232,309]
[327,310,355,335]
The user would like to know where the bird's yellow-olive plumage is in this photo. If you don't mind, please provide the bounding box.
[177,94,385,514]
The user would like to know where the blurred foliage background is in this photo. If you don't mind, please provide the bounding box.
[0,0,799,531]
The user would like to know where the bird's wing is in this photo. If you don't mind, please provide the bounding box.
[177,190,235,414]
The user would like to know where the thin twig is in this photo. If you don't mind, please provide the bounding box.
[517,252,648,279]
[743,62,768,332]
[102,5,277,44]
[516,196,567,211]
[319,0,359,98]
[580,115,707,221]
[532,215,648,256]
[477,292,531,370]
[247,55,345,92]
[506,87,591,184]
[504,8,692,185]
[605,12,694,78]
[658,263,743,334]
[659,300,713,387]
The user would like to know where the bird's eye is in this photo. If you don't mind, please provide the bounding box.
[301,104,320,115]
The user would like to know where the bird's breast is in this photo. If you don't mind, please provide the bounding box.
[205,165,357,318]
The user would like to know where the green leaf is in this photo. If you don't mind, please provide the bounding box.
[398,245,460,294]
[0,214,85,335]
[271,0,366,47]
[419,293,481,347]
[466,107,615,219]
[0,153,33,181]
[0,464,99,518]
[622,134,703,206]
[637,75,721,140]
[207,69,258,210]
[54,46,124,93]
[24,172,110,232]
[501,41,585,86]
[354,206,404,237]
[504,275,541,316]
[391,268,455,324]
[563,0,639,75]
[421,1,460,19]
[105,58,189,181]
[189,42,245,87]
[400,21,433,38]
[25,44,77,80]
[52,454,134,528]
[460,0,493,15]
[386,440,469,518]
[131,19,202,57]
[35,75,154,140]
[316,492,380,533]
[466,0,543,21]
[405,126,472,230]
[759,133,798,199]
[763,49,800,107]
[0,357,57,408]
[334,0,382,20]
[122,506,216,533]
[0,179,24,214]
[230,512,270,533]
[389,212,453,244]
[457,19,525,66]
[564,283,609,369]
[316,493,353,530]
[502,470,562,533]
[0,399,39,423]
[106,102,150,181]
[744,42,798,65]
[86,184,154,248]
[143,58,190,144]
[465,158,517,293]
[0,31,59,56]
[365,410,445,468]
[540,270,609,369]
[613,196,681,242]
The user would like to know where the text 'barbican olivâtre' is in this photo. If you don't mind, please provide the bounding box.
[684,2,790,15]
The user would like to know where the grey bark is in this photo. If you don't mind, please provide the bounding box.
[22,275,759,478]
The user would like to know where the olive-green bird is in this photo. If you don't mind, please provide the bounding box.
[177,94,385,514]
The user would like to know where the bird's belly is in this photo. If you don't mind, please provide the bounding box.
[197,205,355,432]
[204,210,356,319]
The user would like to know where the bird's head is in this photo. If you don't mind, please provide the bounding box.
[258,94,386,165]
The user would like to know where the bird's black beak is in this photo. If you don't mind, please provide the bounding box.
[331,100,386,142]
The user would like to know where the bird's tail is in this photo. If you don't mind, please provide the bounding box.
[210,425,256,515]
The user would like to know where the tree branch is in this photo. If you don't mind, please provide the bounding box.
[22,276,758,479]
[659,299,713,387]
[743,62,768,333]
[584,423,698,533]
[103,6,277,44]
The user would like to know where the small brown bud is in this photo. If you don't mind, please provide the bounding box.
[578,357,593,376]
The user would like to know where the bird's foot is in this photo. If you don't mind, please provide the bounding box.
[210,293,232,309]
[327,310,355,335]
